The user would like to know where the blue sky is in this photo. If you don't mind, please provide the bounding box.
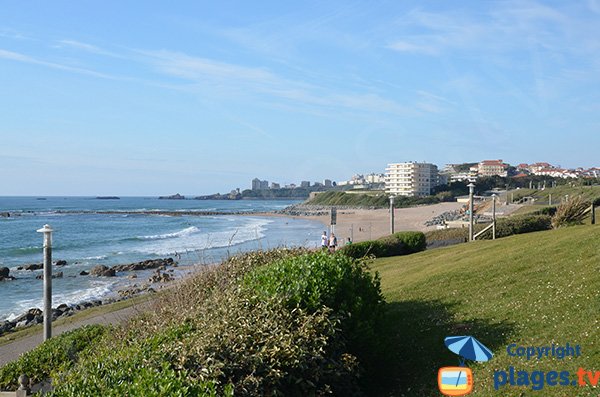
[1,1,599,195]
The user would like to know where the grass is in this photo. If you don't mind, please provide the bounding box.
[368,225,600,396]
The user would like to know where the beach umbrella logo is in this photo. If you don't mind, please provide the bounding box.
[438,336,493,396]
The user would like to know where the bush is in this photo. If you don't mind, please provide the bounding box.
[340,232,427,258]
[425,228,469,244]
[552,196,592,228]
[243,252,384,334]
[530,206,557,216]
[0,325,107,390]
[338,240,385,258]
[394,231,427,253]
[473,215,552,239]
[426,215,552,245]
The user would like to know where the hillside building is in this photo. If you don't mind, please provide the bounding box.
[385,162,440,197]
[477,160,508,177]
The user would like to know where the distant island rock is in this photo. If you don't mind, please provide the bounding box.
[159,193,185,200]
[96,196,120,200]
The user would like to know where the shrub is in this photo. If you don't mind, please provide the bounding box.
[340,232,427,258]
[0,325,107,390]
[530,206,557,216]
[243,251,384,392]
[425,228,470,244]
[474,215,552,239]
[338,240,384,258]
[552,196,592,228]
[243,252,384,342]
[393,231,427,253]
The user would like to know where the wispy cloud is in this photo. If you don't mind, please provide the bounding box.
[0,48,117,79]
[142,50,414,115]
[140,49,414,116]
[387,2,586,57]
[55,39,124,58]
[0,28,33,41]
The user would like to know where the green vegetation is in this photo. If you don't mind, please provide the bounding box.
[243,251,384,366]
[307,190,454,208]
[0,325,107,390]
[240,187,317,199]
[369,225,600,396]
[510,185,600,205]
[6,249,383,396]
[424,214,552,245]
[551,196,593,228]
[307,191,389,207]
[340,231,427,258]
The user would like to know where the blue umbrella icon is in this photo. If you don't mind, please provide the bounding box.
[445,335,493,365]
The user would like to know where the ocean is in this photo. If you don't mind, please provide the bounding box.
[0,197,324,321]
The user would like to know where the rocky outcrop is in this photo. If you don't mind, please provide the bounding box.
[111,258,175,272]
[55,260,68,266]
[89,265,116,277]
[0,267,15,281]
[18,263,44,271]
[158,193,185,200]
[148,269,174,283]
[36,272,63,280]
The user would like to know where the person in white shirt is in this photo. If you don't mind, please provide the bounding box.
[321,231,329,249]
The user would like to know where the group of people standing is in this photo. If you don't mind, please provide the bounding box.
[321,231,351,253]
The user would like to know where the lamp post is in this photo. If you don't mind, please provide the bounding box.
[468,183,475,242]
[492,194,497,240]
[389,195,395,234]
[36,224,53,341]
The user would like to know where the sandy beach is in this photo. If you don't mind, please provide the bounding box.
[264,201,466,243]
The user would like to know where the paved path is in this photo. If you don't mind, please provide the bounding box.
[0,301,152,368]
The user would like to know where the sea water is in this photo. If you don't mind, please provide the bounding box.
[0,197,324,320]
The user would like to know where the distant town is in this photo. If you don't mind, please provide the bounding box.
[170,160,599,201]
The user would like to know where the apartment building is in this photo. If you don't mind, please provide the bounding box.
[385,162,439,197]
[477,160,508,177]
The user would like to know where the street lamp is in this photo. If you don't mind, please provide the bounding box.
[467,183,475,242]
[492,194,497,240]
[36,224,53,341]
[389,195,395,234]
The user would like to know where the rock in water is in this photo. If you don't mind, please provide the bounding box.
[90,265,116,277]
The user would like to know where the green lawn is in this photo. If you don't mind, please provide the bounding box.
[369,225,600,396]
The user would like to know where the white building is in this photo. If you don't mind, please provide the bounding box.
[385,162,439,197]
[477,160,508,177]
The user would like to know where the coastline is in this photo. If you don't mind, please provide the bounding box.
[0,201,464,366]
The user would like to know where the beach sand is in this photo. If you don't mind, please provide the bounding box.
[307,202,465,243]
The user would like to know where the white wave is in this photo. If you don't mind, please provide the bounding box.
[3,282,115,322]
[82,255,108,260]
[137,226,200,240]
[135,218,272,256]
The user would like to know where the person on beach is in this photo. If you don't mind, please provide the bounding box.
[329,233,337,253]
[321,231,329,249]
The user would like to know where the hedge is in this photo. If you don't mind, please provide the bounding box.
[340,231,427,258]
[425,214,552,244]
